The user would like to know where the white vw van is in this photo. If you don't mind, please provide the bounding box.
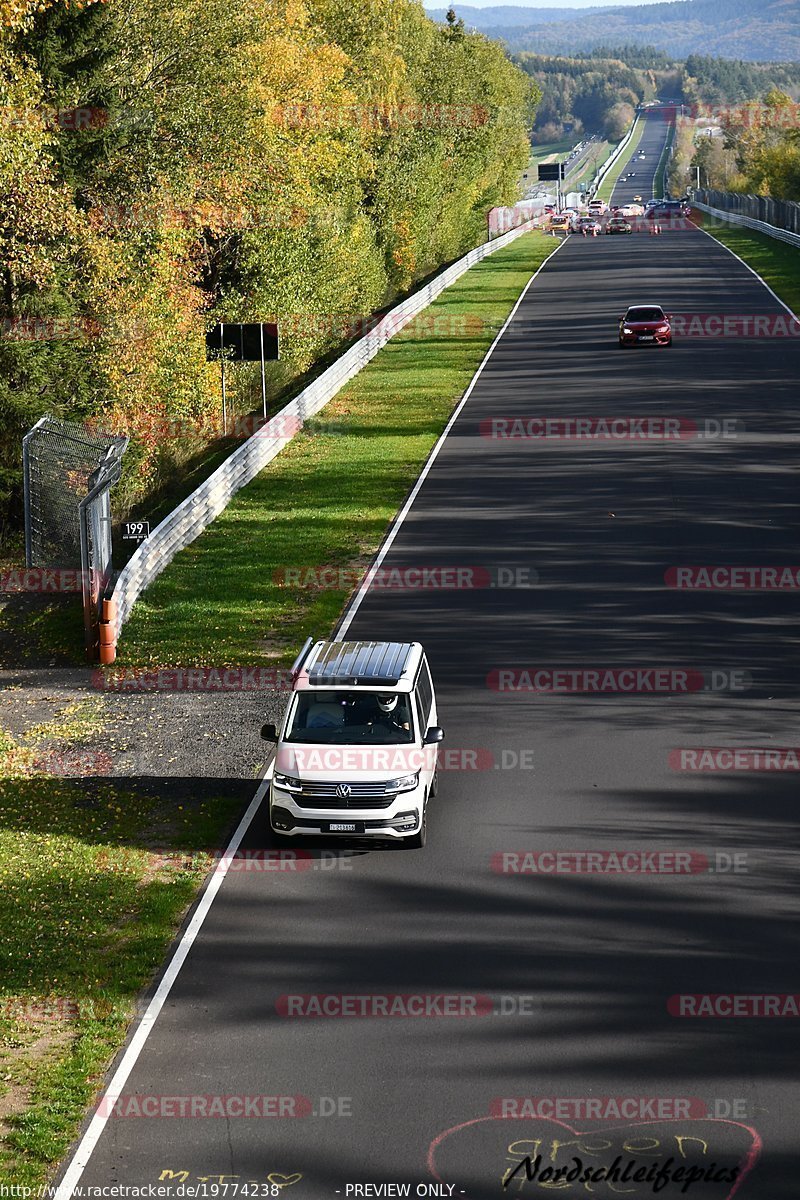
[261,639,443,848]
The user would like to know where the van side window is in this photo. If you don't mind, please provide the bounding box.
[416,659,433,729]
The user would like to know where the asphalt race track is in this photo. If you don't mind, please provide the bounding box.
[63,108,800,1199]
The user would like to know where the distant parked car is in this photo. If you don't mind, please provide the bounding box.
[548,214,571,236]
[647,200,691,225]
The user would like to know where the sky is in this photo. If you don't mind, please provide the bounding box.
[425,1,666,8]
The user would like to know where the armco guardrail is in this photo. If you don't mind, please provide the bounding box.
[101,217,543,660]
[694,191,800,249]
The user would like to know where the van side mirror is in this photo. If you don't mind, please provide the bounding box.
[261,722,278,742]
[424,726,444,745]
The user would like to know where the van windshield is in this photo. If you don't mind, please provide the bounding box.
[284,690,415,744]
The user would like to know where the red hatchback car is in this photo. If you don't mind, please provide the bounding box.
[618,304,672,347]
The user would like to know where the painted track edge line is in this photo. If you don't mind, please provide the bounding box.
[335,236,568,641]
[694,219,799,320]
[54,775,272,1197]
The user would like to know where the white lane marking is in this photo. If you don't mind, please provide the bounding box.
[694,220,799,320]
[56,232,566,1190]
[336,236,568,639]
[54,776,271,1197]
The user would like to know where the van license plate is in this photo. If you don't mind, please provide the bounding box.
[327,822,362,833]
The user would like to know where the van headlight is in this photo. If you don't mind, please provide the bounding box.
[387,772,420,793]
[273,773,302,793]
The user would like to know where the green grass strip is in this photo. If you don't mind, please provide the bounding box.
[0,753,244,1185]
[653,121,675,199]
[696,215,800,315]
[596,118,645,203]
[117,231,559,668]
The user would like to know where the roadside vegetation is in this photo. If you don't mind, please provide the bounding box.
[517,48,661,143]
[0,0,537,542]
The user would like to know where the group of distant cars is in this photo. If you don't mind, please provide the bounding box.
[544,196,691,238]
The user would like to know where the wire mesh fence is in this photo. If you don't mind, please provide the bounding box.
[23,416,127,567]
[23,415,128,656]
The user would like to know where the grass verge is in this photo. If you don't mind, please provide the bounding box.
[596,119,645,203]
[526,137,576,167]
[116,231,559,668]
[653,121,675,198]
[694,217,800,315]
[0,710,244,1186]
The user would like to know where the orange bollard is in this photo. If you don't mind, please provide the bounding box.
[99,640,116,665]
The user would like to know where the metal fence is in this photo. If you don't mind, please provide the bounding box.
[23,415,128,656]
[23,417,124,567]
[694,189,800,249]
[105,216,547,652]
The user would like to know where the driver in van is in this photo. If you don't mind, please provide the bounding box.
[375,694,411,734]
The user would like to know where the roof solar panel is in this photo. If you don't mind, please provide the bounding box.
[305,641,415,686]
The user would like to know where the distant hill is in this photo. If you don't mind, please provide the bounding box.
[425,4,614,24]
[427,0,800,61]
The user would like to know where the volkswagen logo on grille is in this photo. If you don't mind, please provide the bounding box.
[336,784,352,799]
